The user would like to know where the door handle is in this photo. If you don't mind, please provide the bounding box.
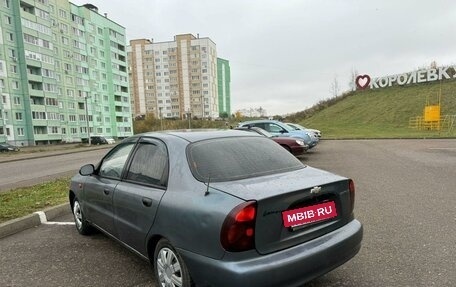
[103,189,110,195]
[142,197,153,207]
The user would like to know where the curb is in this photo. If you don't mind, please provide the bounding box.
[0,203,71,239]
[0,146,110,164]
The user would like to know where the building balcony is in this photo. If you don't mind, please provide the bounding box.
[46,134,63,141]
[33,134,49,141]
[25,58,41,67]
[27,74,42,83]
[30,104,46,112]
[29,89,44,97]
[20,10,36,22]
[32,119,47,126]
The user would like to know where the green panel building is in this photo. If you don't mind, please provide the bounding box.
[0,0,132,146]
[217,57,231,118]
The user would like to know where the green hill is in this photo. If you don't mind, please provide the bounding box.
[295,80,456,138]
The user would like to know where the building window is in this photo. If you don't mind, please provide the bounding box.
[13,97,20,105]
[15,112,22,120]
[17,128,24,136]
[12,81,19,89]
[4,0,10,8]
[58,9,67,18]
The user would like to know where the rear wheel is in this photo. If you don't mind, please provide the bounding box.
[73,198,92,235]
[153,239,193,287]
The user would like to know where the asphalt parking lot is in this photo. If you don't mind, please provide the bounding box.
[0,139,455,287]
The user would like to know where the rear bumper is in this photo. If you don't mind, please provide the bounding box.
[178,219,363,287]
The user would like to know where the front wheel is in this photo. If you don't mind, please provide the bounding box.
[73,198,93,235]
[153,239,193,287]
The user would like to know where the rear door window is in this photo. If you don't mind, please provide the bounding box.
[126,138,169,187]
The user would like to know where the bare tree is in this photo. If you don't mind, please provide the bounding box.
[330,76,340,97]
[348,67,358,91]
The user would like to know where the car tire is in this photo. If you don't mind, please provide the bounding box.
[72,198,93,235]
[153,239,193,287]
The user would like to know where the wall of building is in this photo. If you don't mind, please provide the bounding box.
[128,34,220,119]
[0,0,132,145]
[217,57,231,117]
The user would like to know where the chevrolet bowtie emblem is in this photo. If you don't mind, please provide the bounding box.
[310,186,322,194]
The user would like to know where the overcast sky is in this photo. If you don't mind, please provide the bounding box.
[72,0,456,115]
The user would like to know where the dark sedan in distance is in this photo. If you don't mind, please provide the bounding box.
[0,143,20,152]
[69,130,363,287]
[235,126,308,156]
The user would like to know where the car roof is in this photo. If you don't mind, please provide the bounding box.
[138,129,261,143]
[239,119,280,125]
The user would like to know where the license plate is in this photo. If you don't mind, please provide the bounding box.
[282,201,337,228]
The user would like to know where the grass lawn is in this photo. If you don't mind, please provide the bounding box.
[300,80,456,139]
[0,177,70,223]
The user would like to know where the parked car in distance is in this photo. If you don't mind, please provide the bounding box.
[103,136,116,144]
[0,143,20,152]
[235,126,307,156]
[287,122,322,138]
[239,119,318,149]
[70,130,362,287]
[90,136,115,145]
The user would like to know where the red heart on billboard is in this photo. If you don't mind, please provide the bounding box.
[355,75,371,90]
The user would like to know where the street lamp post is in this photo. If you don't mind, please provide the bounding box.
[159,107,163,130]
[187,110,191,129]
[84,95,91,146]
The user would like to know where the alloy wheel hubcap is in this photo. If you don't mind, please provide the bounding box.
[157,247,182,287]
[73,201,82,229]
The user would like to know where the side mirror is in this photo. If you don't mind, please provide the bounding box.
[79,164,95,176]
[280,130,287,134]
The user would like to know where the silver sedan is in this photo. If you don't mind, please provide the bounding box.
[69,130,362,287]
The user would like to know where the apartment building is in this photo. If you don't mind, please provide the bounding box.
[0,0,132,146]
[128,34,221,119]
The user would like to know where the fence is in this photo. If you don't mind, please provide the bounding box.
[409,115,455,132]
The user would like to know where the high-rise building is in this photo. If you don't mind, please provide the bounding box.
[128,34,220,119]
[0,1,132,146]
[217,58,231,117]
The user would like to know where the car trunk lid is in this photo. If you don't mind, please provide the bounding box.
[211,167,354,254]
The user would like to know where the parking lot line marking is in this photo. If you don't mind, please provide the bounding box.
[428,147,456,150]
[43,222,75,225]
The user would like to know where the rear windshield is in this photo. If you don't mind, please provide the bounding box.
[187,137,304,182]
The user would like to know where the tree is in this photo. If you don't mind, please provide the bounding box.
[348,68,358,91]
[220,112,229,119]
[330,76,340,97]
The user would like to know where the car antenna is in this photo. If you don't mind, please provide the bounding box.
[204,175,211,196]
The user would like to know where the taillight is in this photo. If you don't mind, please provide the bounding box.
[220,201,257,252]
[349,179,355,213]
